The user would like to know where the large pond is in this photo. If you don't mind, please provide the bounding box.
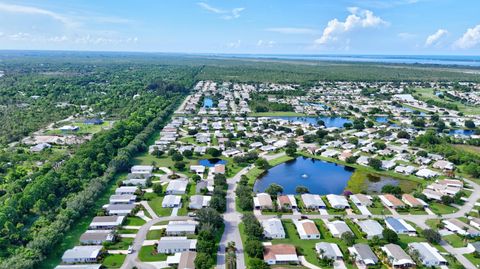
[198,158,227,167]
[203,98,213,108]
[253,157,412,195]
[269,116,351,128]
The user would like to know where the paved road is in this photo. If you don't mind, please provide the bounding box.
[121,216,191,269]
[216,167,250,269]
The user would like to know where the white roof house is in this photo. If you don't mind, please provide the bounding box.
[157,237,197,254]
[442,219,480,237]
[301,194,326,209]
[109,194,136,204]
[416,168,439,179]
[162,195,182,208]
[61,246,102,264]
[166,179,188,194]
[350,194,372,206]
[131,165,154,174]
[188,195,211,209]
[315,242,343,260]
[382,244,414,268]
[55,265,102,269]
[326,194,349,209]
[348,244,378,266]
[166,220,198,236]
[408,242,447,267]
[105,204,136,216]
[262,218,286,239]
[89,216,124,230]
[326,220,352,238]
[357,220,384,239]
[254,193,273,210]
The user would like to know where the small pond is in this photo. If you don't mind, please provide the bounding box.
[198,158,227,167]
[203,98,213,108]
[253,157,412,195]
[448,129,475,136]
[269,116,351,128]
[375,116,388,123]
[402,106,426,116]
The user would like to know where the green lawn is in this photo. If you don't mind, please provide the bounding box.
[105,237,134,250]
[146,229,164,240]
[465,253,480,267]
[138,245,169,262]
[367,200,390,215]
[248,112,307,117]
[102,254,126,269]
[413,87,480,115]
[124,216,146,226]
[146,193,173,216]
[443,234,467,248]
[429,202,458,215]
[117,229,138,234]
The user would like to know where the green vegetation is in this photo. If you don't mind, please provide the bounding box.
[138,245,169,262]
[146,229,164,240]
[124,216,146,226]
[102,254,126,269]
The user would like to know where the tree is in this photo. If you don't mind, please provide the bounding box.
[183,149,193,158]
[245,239,264,258]
[381,184,402,195]
[382,228,399,243]
[265,183,283,197]
[195,252,214,269]
[295,128,304,136]
[422,229,441,244]
[441,195,454,205]
[172,153,184,162]
[368,158,382,170]
[197,208,223,230]
[286,147,297,157]
[192,174,202,183]
[341,231,356,246]
[295,186,309,194]
[207,147,221,157]
[397,130,410,139]
[152,183,163,195]
[242,213,264,239]
[174,161,186,170]
[248,258,270,269]
[465,120,476,129]
[255,158,270,170]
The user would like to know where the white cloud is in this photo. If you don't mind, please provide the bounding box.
[257,40,276,48]
[398,32,416,39]
[315,7,388,45]
[197,2,244,20]
[266,27,315,34]
[454,24,480,49]
[226,40,241,48]
[425,29,448,47]
[0,2,75,26]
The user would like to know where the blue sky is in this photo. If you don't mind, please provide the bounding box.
[0,0,479,55]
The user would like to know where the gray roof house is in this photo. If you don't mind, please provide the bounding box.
[162,195,182,208]
[157,237,197,254]
[89,216,124,230]
[382,244,414,268]
[80,230,114,245]
[326,220,352,238]
[55,265,102,269]
[408,242,447,267]
[109,194,136,204]
[166,179,188,194]
[357,220,384,239]
[61,246,103,264]
[301,194,326,209]
[262,218,286,239]
[348,244,378,266]
[315,242,343,260]
[105,203,136,216]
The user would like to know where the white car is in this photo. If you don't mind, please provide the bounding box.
[127,245,134,254]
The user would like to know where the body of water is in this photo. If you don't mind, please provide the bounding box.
[376,116,388,123]
[198,158,227,167]
[254,157,404,195]
[269,116,351,128]
[448,129,476,136]
[203,98,213,108]
[402,106,426,116]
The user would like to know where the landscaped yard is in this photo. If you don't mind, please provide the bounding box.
[138,245,169,262]
[465,253,480,267]
[124,216,146,226]
[443,234,467,248]
[102,254,126,268]
[429,202,458,214]
[146,229,164,240]
[105,237,134,250]
[145,193,173,216]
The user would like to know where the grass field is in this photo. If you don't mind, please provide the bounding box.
[429,202,458,215]
[124,216,146,226]
[414,87,480,115]
[145,193,173,217]
[105,237,134,250]
[465,253,480,267]
[102,254,126,268]
[454,144,480,154]
[248,112,307,117]
[138,245,169,262]
[146,229,164,240]
[443,234,467,248]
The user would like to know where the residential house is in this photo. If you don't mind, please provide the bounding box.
[379,194,405,209]
[157,237,197,254]
[315,242,343,260]
[301,194,326,209]
[348,244,378,266]
[61,246,103,264]
[350,194,372,206]
[115,186,137,195]
[254,193,273,210]
[263,244,299,265]
[109,194,136,204]
[89,216,124,230]
[166,179,188,195]
[326,194,349,209]
[442,219,480,237]
[166,221,198,236]
[105,204,136,216]
[382,244,415,268]
[385,217,416,236]
[293,219,320,239]
[80,230,114,245]
[262,218,286,239]
[188,195,211,210]
[357,220,384,239]
[327,220,352,238]
[162,195,182,208]
[277,195,297,210]
[402,194,426,208]
[408,242,447,267]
